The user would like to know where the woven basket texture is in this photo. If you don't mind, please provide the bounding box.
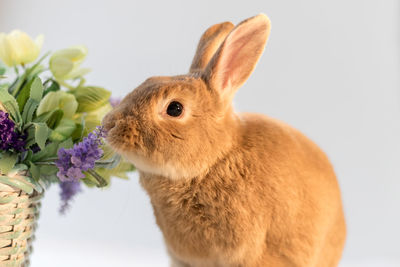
[0,173,43,267]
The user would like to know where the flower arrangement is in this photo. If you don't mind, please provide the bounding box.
[0,30,134,213]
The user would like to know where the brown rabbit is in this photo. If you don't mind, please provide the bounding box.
[103,14,346,267]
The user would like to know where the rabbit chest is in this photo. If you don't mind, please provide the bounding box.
[139,161,271,264]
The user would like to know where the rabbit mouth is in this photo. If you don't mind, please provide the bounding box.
[103,117,139,150]
[120,150,195,180]
[105,129,132,153]
[103,125,129,152]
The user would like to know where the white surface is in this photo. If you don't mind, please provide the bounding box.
[31,238,169,267]
[0,0,399,266]
[31,238,400,267]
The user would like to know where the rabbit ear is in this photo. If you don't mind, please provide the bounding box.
[189,21,235,72]
[203,14,271,104]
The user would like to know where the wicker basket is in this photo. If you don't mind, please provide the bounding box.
[0,171,44,267]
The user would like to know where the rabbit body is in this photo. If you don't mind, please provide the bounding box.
[140,113,345,267]
[103,14,346,267]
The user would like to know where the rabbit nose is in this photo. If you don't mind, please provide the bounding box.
[102,112,119,131]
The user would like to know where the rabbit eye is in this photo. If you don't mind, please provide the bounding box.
[166,101,183,117]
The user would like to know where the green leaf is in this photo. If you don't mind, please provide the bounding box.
[16,78,34,113]
[24,52,49,79]
[29,161,40,181]
[42,174,59,184]
[22,77,44,123]
[34,108,64,130]
[73,86,111,113]
[49,118,76,142]
[25,126,36,148]
[9,72,27,97]
[43,80,60,96]
[24,150,33,162]
[58,138,73,150]
[33,110,52,123]
[33,122,50,150]
[29,76,44,101]
[87,169,108,188]
[71,123,83,141]
[0,88,21,123]
[32,142,59,162]
[26,64,45,81]
[0,153,18,175]
[21,99,38,123]
[96,159,135,181]
[46,109,64,129]
[39,165,58,176]
[94,154,121,169]
[72,115,86,142]
[81,176,97,187]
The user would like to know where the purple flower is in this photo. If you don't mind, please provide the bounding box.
[59,180,81,214]
[109,97,121,108]
[0,111,26,152]
[56,126,106,213]
[55,126,105,182]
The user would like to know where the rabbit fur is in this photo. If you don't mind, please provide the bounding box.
[103,13,346,267]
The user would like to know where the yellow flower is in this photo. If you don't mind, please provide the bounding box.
[37,91,78,119]
[0,30,44,67]
[49,46,90,80]
[78,103,113,133]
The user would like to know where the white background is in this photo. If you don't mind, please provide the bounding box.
[1,0,399,266]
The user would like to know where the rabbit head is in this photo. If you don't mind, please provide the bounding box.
[103,14,271,179]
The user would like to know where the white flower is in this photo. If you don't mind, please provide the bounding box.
[0,30,44,67]
[37,91,78,119]
[50,46,90,80]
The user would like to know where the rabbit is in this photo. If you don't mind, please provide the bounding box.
[103,14,346,267]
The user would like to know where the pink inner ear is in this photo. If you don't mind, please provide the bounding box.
[213,16,270,95]
[220,27,262,90]
[220,27,250,89]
